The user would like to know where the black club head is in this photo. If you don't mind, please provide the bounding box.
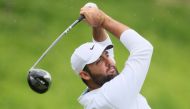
[27,68,51,94]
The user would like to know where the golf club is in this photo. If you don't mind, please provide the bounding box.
[27,15,84,94]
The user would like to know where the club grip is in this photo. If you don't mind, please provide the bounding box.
[78,15,85,21]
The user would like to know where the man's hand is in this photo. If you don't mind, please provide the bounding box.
[81,2,128,38]
[80,3,106,27]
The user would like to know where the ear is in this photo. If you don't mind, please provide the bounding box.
[79,71,91,80]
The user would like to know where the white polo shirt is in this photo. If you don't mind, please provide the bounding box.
[78,29,153,109]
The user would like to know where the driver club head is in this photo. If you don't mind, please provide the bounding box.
[27,68,51,94]
[27,15,84,94]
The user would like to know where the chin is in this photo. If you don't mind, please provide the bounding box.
[107,73,118,82]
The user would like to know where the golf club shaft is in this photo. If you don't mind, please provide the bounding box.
[30,15,84,70]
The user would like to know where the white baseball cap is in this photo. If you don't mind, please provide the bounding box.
[71,42,113,74]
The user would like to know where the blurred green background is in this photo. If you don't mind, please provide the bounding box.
[0,0,190,109]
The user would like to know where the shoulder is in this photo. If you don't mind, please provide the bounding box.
[78,88,114,109]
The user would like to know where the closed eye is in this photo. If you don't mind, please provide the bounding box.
[95,57,101,65]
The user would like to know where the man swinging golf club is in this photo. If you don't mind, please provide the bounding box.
[71,3,153,109]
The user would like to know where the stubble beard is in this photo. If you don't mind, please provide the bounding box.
[90,67,119,87]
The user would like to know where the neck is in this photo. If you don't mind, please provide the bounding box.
[87,80,101,91]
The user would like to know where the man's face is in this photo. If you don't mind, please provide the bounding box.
[87,50,119,86]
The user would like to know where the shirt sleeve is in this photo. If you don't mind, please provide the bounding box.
[100,29,153,108]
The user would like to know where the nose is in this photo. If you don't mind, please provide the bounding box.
[104,56,114,67]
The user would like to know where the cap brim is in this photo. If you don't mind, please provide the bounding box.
[105,45,113,50]
[86,44,113,65]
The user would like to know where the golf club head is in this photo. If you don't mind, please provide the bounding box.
[27,68,51,94]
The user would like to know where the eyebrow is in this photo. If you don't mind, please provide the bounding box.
[103,50,108,55]
[105,50,108,54]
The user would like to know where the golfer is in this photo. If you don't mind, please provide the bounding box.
[71,3,153,109]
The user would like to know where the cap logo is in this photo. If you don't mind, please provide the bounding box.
[90,45,95,50]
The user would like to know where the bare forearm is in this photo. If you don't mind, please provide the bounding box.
[102,15,129,39]
[92,27,107,42]
[80,4,129,39]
